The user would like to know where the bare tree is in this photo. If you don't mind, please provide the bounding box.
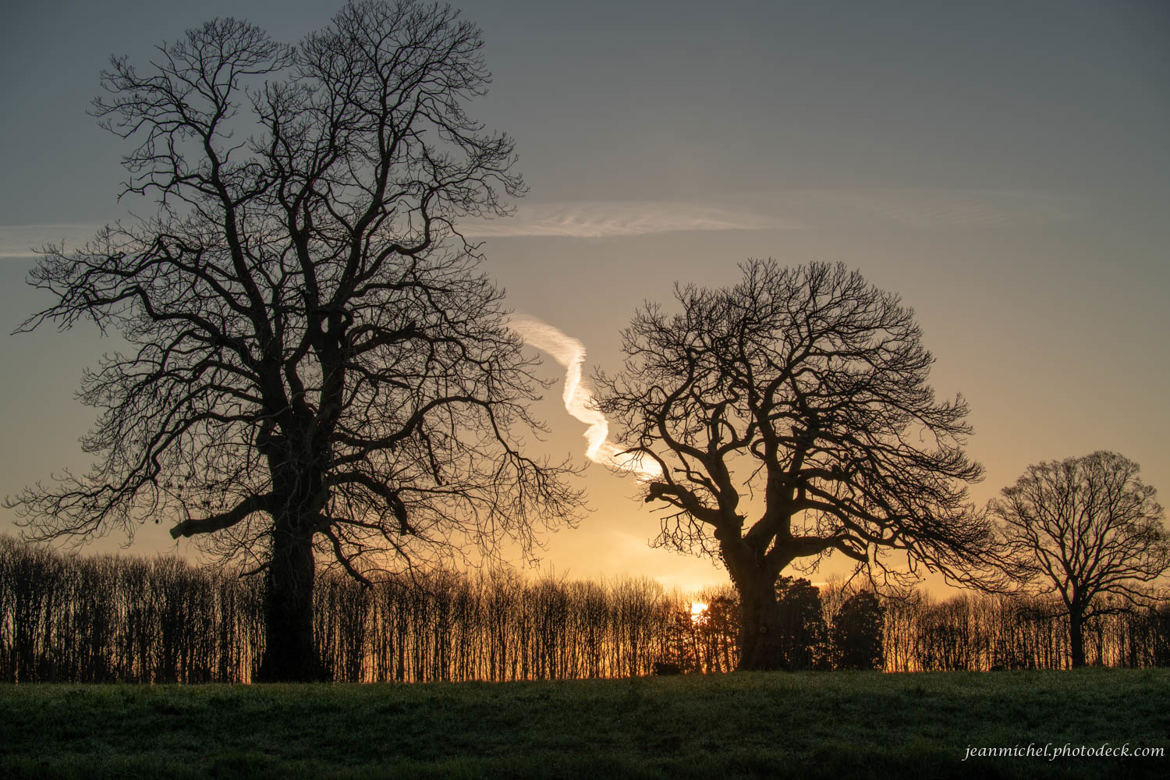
[596,260,991,670]
[990,451,1170,668]
[5,0,580,681]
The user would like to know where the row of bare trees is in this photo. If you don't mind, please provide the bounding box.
[4,538,1169,683]
[0,538,674,683]
[0,539,262,683]
[884,590,1170,671]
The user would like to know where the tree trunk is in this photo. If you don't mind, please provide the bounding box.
[1068,608,1086,669]
[257,518,322,682]
[735,570,784,671]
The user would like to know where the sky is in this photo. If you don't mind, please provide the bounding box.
[1,0,1168,595]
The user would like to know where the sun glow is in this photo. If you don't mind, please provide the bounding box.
[509,314,662,480]
[689,601,709,623]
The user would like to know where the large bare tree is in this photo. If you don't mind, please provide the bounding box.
[597,261,991,670]
[990,451,1170,667]
[6,0,580,681]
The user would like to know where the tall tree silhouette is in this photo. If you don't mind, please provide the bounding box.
[990,451,1170,667]
[6,0,579,681]
[597,261,990,670]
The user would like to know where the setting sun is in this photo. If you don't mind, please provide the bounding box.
[690,601,709,622]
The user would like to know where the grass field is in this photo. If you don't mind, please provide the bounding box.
[1,669,1168,778]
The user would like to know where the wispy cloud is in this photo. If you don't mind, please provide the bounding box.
[0,224,101,259]
[0,203,777,257]
[0,189,1076,257]
[463,190,1077,238]
[463,201,789,238]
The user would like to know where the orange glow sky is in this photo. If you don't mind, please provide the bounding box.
[1,0,1168,596]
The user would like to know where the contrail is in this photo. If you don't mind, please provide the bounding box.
[509,314,661,480]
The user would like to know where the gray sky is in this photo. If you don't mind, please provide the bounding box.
[1,0,1168,592]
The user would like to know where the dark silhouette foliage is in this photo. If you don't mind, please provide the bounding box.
[831,591,884,670]
[774,577,827,670]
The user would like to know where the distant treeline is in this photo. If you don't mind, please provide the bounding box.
[883,590,1170,671]
[2,538,1168,682]
[0,537,676,683]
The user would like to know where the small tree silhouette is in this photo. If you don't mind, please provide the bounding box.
[990,452,1170,668]
[774,577,827,670]
[656,607,699,674]
[831,591,884,670]
[692,593,739,673]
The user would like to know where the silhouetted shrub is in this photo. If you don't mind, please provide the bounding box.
[831,591,884,670]
[774,577,827,670]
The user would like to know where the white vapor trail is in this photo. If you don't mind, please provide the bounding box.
[509,314,661,480]
[463,201,784,238]
[0,223,102,259]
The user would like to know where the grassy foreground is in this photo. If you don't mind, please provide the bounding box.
[1,669,1168,778]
